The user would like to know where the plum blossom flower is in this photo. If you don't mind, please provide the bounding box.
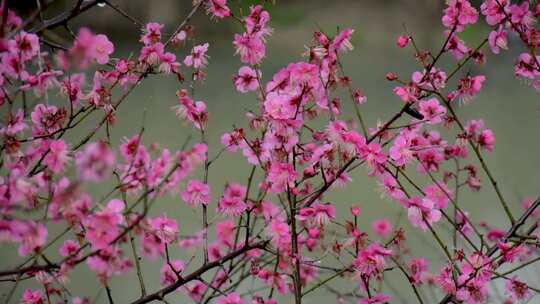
[184,43,209,69]
[93,34,114,65]
[442,0,478,32]
[206,0,231,19]
[234,66,259,93]
[389,135,413,166]
[266,162,297,193]
[217,292,244,304]
[477,129,495,152]
[218,183,247,216]
[160,259,184,286]
[268,218,290,248]
[175,91,208,130]
[353,243,392,277]
[404,196,442,231]
[263,92,295,121]
[44,140,70,173]
[84,199,124,250]
[30,104,67,136]
[393,83,420,103]
[233,32,265,65]
[419,98,446,125]
[21,289,43,304]
[372,218,392,237]
[75,141,115,182]
[141,22,163,45]
[515,53,540,80]
[87,246,132,283]
[11,31,40,60]
[505,276,531,301]
[296,202,336,227]
[11,221,48,256]
[408,257,429,284]
[481,0,508,25]
[330,28,354,54]
[452,75,486,102]
[396,35,410,48]
[181,180,211,207]
[149,215,178,245]
[488,27,508,54]
[70,28,114,67]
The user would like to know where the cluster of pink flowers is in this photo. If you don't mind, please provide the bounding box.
[1,1,540,304]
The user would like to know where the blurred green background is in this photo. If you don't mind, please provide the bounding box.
[3,0,540,303]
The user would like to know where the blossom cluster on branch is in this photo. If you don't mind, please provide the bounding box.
[1,0,540,304]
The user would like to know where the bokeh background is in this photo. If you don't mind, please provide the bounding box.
[3,0,540,303]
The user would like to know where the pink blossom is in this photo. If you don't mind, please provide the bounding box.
[216,220,235,247]
[419,98,446,125]
[149,215,178,244]
[515,53,540,79]
[181,180,211,207]
[11,221,48,256]
[221,128,245,152]
[59,239,81,258]
[175,92,208,130]
[412,68,447,91]
[218,183,247,216]
[84,199,124,250]
[160,259,184,286]
[245,5,272,37]
[372,218,392,237]
[206,0,231,19]
[393,83,420,103]
[455,75,486,102]
[11,31,40,60]
[234,66,259,93]
[353,243,392,277]
[404,196,442,231]
[442,0,478,32]
[481,0,508,25]
[268,218,290,248]
[87,246,132,283]
[44,140,70,173]
[488,27,508,54]
[92,34,114,65]
[21,288,43,304]
[396,35,410,48]
[477,129,495,152]
[1,109,26,135]
[330,28,354,54]
[424,183,451,209]
[184,43,210,69]
[217,292,245,304]
[184,281,208,302]
[76,141,115,182]
[266,162,297,193]
[505,276,531,301]
[444,32,469,60]
[70,28,114,67]
[233,33,265,65]
[30,104,66,136]
[508,2,535,28]
[141,22,163,45]
[389,135,413,166]
[408,257,429,284]
[297,202,336,227]
[378,173,405,200]
[263,92,295,120]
